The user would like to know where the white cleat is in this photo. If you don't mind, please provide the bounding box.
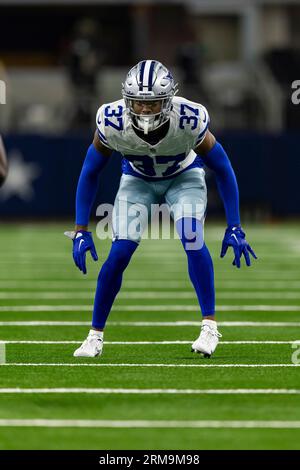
[191,319,222,358]
[73,330,104,357]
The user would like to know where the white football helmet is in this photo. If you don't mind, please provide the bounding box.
[122,60,178,134]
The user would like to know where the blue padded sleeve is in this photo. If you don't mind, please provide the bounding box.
[75,143,109,226]
[199,141,240,227]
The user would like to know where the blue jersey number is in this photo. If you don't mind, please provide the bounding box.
[125,153,186,177]
[155,154,187,177]
[179,103,199,130]
[104,105,123,131]
[128,155,156,177]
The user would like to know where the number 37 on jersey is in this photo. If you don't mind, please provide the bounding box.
[96,96,210,178]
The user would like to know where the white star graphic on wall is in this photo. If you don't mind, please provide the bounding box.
[0,150,40,201]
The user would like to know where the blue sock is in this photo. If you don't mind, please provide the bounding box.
[176,218,215,317]
[92,239,138,329]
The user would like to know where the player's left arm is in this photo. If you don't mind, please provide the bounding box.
[0,135,8,187]
[194,131,257,268]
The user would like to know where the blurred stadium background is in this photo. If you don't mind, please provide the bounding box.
[0,0,300,219]
[0,0,300,452]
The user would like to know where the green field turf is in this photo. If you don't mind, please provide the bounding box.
[0,222,300,450]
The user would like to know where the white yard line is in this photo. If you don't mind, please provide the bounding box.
[1,281,300,289]
[2,291,300,299]
[0,340,299,345]
[0,305,300,312]
[0,419,300,429]
[0,388,299,395]
[0,273,299,281]
[0,321,300,327]
[217,293,300,299]
[1,363,299,368]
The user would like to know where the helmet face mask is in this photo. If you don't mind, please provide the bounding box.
[122,60,178,134]
[128,97,172,134]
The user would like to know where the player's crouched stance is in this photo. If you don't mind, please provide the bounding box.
[66,60,257,359]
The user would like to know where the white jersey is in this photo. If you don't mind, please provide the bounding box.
[96,96,209,179]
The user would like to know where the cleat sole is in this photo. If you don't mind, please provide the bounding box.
[191,347,213,357]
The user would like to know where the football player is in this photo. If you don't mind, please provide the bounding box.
[67,60,256,358]
[0,135,8,186]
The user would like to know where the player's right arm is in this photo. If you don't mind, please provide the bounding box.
[75,131,112,233]
[70,126,113,274]
[0,135,8,187]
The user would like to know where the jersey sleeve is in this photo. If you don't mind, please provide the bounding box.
[194,105,210,147]
[95,105,113,149]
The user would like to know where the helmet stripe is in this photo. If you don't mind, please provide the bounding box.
[139,61,146,91]
[148,60,156,91]
[142,60,152,88]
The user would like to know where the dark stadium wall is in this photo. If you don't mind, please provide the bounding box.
[0,132,299,218]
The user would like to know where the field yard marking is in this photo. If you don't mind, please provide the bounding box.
[1,363,300,368]
[1,281,300,290]
[0,340,299,345]
[106,321,300,327]
[2,291,300,299]
[0,273,300,281]
[0,321,300,327]
[1,275,300,282]
[0,388,299,395]
[0,321,92,326]
[0,419,300,429]
[0,343,5,364]
[1,305,300,312]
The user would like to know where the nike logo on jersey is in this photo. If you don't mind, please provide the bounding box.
[79,239,85,250]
